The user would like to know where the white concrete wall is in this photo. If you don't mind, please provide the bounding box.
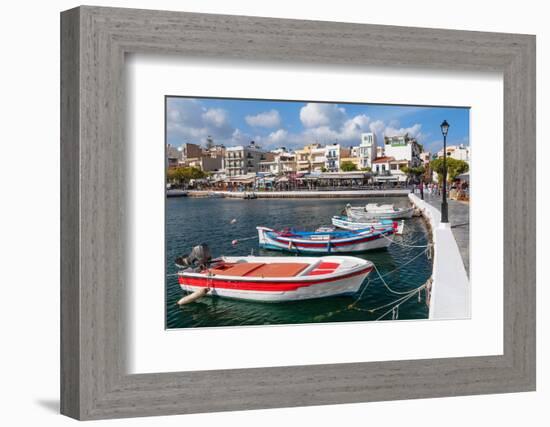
[408,194,471,320]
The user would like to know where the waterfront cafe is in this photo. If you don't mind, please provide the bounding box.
[302,171,372,188]
[221,173,257,191]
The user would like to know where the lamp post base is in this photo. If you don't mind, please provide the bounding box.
[441,200,449,223]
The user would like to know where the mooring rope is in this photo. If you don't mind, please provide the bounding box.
[381,232,432,248]
[373,247,430,281]
[231,235,257,245]
[374,286,427,320]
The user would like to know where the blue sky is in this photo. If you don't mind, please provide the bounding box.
[166,96,469,153]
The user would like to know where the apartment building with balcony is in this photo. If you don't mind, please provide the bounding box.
[324,144,351,172]
[383,133,422,167]
[294,143,321,173]
[224,141,266,177]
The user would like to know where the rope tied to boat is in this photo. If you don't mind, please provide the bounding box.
[381,232,433,248]
[231,235,257,245]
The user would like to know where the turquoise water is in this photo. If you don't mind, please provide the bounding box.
[166,197,431,328]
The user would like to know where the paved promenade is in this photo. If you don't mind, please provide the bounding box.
[422,192,470,275]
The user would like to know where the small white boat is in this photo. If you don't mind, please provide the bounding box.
[207,191,224,198]
[166,189,188,198]
[346,203,414,220]
[332,216,405,235]
[178,255,373,302]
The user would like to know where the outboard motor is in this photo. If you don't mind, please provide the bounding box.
[175,243,212,270]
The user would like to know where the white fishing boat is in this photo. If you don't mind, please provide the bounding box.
[257,225,394,254]
[346,203,414,220]
[332,216,405,235]
[177,250,373,302]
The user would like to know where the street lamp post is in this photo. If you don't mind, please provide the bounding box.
[440,120,450,223]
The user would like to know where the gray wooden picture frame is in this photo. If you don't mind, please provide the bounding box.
[60,5,536,420]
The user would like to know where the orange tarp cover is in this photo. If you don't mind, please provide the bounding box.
[246,263,309,278]
[210,262,309,278]
[210,263,264,277]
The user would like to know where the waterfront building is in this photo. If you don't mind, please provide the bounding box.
[179,142,203,164]
[383,133,422,167]
[224,141,267,177]
[177,142,226,172]
[339,155,360,170]
[310,146,327,172]
[166,144,181,169]
[259,149,296,175]
[437,144,470,163]
[324,144,351,172]
[376,146,385,158]
[419,151,432,166]
[358,132,377,169]
[185,155,223,172]
[294,143,321,173]
[372,156,408,183]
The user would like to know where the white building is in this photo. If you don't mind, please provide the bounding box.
[310,146,326,172]
[324,144,341,172]
[383,133,422,167]
[437,144,470,163]
[357,132,377,169]
[372,156,409,183]
[259,150,296,175]
[323,144,351,172]
[224,141,266,177]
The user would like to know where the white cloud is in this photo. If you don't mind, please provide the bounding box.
[202,108,229,128]
[300,103,346,128]
[245,110,281,128]
[267,129,288,145]
[384,123,423,139]
[366,120,424,147]
[167,99,234,145]
[339,114,371,140]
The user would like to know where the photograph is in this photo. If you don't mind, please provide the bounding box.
[165,97,470,328]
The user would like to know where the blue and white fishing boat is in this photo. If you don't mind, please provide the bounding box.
[332,216,405,235]
[257,225,395,254]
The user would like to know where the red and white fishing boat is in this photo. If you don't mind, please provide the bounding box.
[177,255,373,302]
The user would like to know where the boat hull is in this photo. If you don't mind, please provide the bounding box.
[346,206,414,220]
[178,256,373,302]
[257,226,394,254]
[332,216,393,230]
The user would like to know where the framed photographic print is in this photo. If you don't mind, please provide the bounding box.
[61,6,536,420]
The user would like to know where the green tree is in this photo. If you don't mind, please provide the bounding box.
[166,166,207,185]
[400,165,425,178]
[321,167,327,172]
[340,161,358,172]
[430,158,469,183]
[360,167,372,172]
